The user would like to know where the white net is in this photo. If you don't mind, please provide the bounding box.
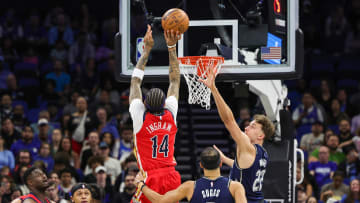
[179,57,223,110]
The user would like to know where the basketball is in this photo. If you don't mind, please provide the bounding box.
[161,8,189,34]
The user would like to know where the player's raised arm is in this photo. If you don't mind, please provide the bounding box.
[164,30,181,100]
[199,68,255,159]
[129,25,154,103]
[135,172,193,203]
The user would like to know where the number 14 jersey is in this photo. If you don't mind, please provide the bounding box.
[134,109,178,171]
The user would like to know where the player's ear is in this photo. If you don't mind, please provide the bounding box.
[258,132,265,140]
[199,162,204,169]
[219,161,222,168]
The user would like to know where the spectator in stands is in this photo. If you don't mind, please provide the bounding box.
[0,94,13,122]
[296,166,314,199]
[80,131,100,171]
[0,58,12,90]
[345,19,360,54]
[45,181,66,203]
[324,5,349,53]
[67,97,95,154]
[48,13,74,46]
[236,107,251,126]
[23,13,47,50]
[34,143,54,173]
[14,164,30,195]
[14,150,32,173]
[58,136,80,169]
[94,166,113,203]
[11,125,40,157]
[310,134,346,165]
[0,175,15,203]
[315,79,334,114]
[301,121,325,153]
[352,111,360,136]
[1,118,21,149]
[95,107,119,140]
[12,105,27,130]
[90,90,119,118]
[99,141,121,184]
[10,187,22,201]
[4,74,25,101]
[45,60,71,95]
[1,37,19,67]
[79,58,98,96]
[50,129,62,156]
[83,156,104,183]
[50,40,68,62]
[42,79,60,105]
[309,145,337,190]
[340,178,360,202]
[353,128,360,153]
[306,196,317,203]
[0,134,15,170]
[338,119,353,150]
[59,168,74,199]
[68,32,95,65]
[111,174,136,203]
[117,126,133,162]
[327,99,350,126]
[95,79,120,107]
[114,153,138,193]
[338,147,360,183]
[0,166,10,176]
[293,91,325,128]
[30,110,54,136]
[0,9,23,40]
[320,171,349,202]
[63,90,80,116]
[36,119,52,143]
[336,89,351,115]
[100,132,119,160]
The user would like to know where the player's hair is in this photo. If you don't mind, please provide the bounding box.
[144,88,165,114]
[253,114,275,141]
[200,147,221,170]
[23,166,39,186]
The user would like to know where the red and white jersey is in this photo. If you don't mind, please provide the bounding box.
[129,96,178,172]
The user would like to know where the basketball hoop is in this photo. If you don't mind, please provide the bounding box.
[178,56,224,110]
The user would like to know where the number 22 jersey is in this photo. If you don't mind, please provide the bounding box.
[229,144,268,202]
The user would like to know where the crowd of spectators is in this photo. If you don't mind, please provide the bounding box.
[0,3,139,203]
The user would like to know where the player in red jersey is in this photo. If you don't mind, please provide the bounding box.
[129,25,182,203]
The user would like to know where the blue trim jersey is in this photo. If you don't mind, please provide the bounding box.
[229,144,268,202]
[190,176,234,203]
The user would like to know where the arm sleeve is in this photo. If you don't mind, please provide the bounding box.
[165,96,178,122]
[129,99,146,134]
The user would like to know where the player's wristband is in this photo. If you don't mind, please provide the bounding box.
[140,181,146,191]
[167,44,176,49]
[132,68,144,80]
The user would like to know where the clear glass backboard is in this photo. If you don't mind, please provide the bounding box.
[115,0,303,81]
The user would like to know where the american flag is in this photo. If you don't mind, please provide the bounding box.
[261,47,282,60]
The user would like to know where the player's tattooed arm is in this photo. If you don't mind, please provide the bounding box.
[129,25,154,103]
[164,30,181,100]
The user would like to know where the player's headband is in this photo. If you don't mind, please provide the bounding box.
[71,183,92,196]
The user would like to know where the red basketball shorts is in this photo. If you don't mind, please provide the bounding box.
[131,167,181,203]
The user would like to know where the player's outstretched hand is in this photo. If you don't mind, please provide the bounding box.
[198,66,218,90]
[135,172,145,187]
[213,145,226,162]
[164,30,181,47]
[144,25,154,51]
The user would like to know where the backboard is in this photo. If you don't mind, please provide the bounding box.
[115,0,303,81]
